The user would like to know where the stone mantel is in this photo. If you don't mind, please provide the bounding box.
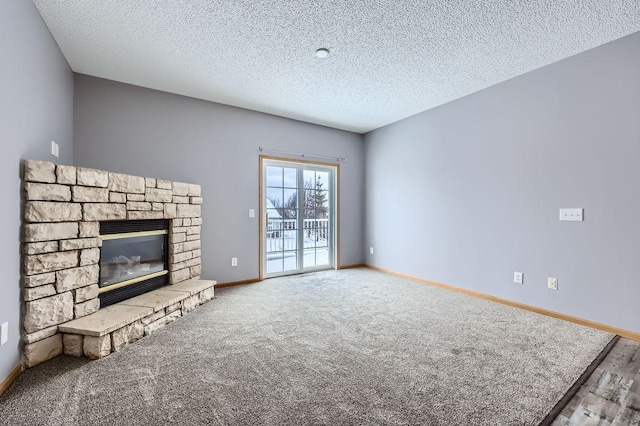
[21,160,205,367]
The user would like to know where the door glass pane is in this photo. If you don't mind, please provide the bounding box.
[266,187,284,208]
[266,166,283,187]
[265,231,281,254]
[315,190,329,219]
[316,217,329,248]
[283,229,298,250]
[268,257,283,273]
[282,250,298,272]
[266,207,283,257]
[304,205,316,219]
[303,220,315,248]
[316,247,329,266]
[266,174,284,274]
[304,248,317,268]
[283,168,297,188]
[283,209,297,221]
[303,170,315,185]
[316,171,329,188]
[283,188,297,209]
[266,209,281,221]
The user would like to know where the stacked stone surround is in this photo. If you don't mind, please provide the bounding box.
[60,279,215,360]
[21,159,205,367]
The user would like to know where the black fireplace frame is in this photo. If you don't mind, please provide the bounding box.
[98,219,170,308]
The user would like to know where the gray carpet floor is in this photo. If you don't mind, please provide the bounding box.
[0,268,613,425]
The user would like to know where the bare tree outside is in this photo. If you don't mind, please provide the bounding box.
[267,193,297,219]
[268,175,328,220]
[303,175,328,219]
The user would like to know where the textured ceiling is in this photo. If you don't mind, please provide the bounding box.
[32,1,640,133]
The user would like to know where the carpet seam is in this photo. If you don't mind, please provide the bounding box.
[537,334,620,426]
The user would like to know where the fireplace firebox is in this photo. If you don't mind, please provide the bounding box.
[99,220,169,307]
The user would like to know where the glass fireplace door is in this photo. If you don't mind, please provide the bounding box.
[99,232,167,290]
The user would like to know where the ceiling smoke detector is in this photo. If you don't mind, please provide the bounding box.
[315,48,330,58]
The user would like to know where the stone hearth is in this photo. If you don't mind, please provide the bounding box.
[59,279,215,359]
[21,160,210,367]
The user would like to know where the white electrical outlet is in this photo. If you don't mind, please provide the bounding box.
[514,272,523,284]
[559,208,583,221]
[369,247,374,255]
[0,322,8,346]
[548,277,558,290]
[231,257,238,267]
[51,141,59,158]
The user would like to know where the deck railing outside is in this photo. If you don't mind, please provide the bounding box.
[266,219,329,252]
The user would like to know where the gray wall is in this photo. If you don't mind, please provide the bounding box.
[364,32,640,334]
[74,75,364,283]
[0,0,73,382]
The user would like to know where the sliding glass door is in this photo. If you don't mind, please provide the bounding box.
[262,158,336,278]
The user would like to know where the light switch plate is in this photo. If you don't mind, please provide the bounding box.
[51,141,59,158]
[0,322,8,346]
[559,208,583,221]
[249,209,255,218]
[514,272,523,284]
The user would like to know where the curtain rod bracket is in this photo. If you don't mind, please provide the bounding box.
[258,146,347,162]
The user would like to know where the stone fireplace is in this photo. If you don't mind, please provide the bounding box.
[21,160,213,367]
